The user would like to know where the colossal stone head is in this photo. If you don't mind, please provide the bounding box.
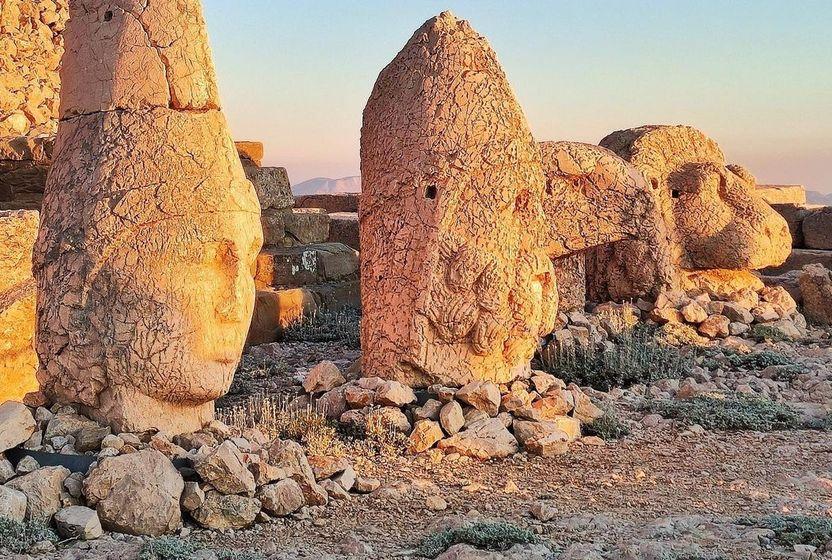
[538,141,677,305]
[33,0,262,433]
[594,125,790,297]
[360,12,557,387]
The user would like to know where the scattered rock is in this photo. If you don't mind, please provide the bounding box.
[375,380,417,407]
[191,491,261,530]
[5,465,69,522]
[440,401,465,435]
[455,381,501,416]
[0,401,36,453]
[302,361,346,393]
[0,485,27,522]
[193,440,256,496]
[409,420,444,453]
[257,479,305,516]
[437,418,518,460]
[54,506,103,540]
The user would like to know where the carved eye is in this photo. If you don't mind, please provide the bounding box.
[424,185,437,200]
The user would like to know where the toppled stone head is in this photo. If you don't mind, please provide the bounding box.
[360,12,557,387]
[538,141,676,303]
[594,125,790,297]
[33,0,262,433]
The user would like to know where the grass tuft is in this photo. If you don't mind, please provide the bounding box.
[139,538,264,560]
[644,394,801,431]
[538,326,694,391]
[582,406,630,440]
[417,521,540,558]
[0,517,58,554]
[282,308,361,348]
[738,515,832,549]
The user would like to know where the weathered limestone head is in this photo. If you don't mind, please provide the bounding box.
[33,0,262,433]
[538,141,676,302]
[596,125,790,296]
[360,12,557,387]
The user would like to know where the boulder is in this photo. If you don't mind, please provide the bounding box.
[266,439,315,483]
[5,465,69,522]
[0,485,27,522]
[455,381,501,417]
[374,380,416,407]
[303,361,346,394]
[295,194,360,213]
[0,401,35,453]
[437,417,518,460]
[83,450,183,536]
[257,479,305,516]
[698,315,730,338]
[191,491,260,530]
[408,420,444,453]
[193,441,256,496]
[798,264,832,325]
[802,207,832,250]
[54,506,103,540]
[180,481,205,512]
[360,12,557,387]
[439,401,465,436]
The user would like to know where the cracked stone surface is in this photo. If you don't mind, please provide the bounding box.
[539,141,677,303]
[594,125,791,298]
[0,209,39,404]
[359,11,557,387]
[34,0,262,434]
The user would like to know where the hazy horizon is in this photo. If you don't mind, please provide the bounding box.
[203,0,832,193]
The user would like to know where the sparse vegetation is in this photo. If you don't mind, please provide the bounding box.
[724,350,799,370]
[0,517,58,554]
[283,307,361,348]
[750,324,793,342]
[644,394,801,431]
[582,406,630,440]
[417,521,541,558]
[139,537,265,560]
[738,515,832,549]
[538,326,694,391]
[227,354,289,395]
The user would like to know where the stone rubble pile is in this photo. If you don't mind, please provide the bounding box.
[0,400,368,540]
[296,361,605,461]
[0,0,67,137]
[550,283,807,347]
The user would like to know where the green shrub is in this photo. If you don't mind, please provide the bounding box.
[538,326,694,391]
[0,517,58,554]
[724,350,799,371]
[582,406,630,440]
[738,515,832,548]
[644,394,801,431]
[282,308,361,348]
[216,550,265,560]
[750,324,793,342]
[139,538,264,560]
[417,521,540,558]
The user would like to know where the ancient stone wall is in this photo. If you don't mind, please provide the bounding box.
[0,0,67,136]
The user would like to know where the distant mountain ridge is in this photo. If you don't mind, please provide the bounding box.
[292,176,361,196]
[807,190,832,205]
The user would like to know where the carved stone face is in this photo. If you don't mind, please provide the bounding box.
[669,162,791,270]
[360,12,557,387]
[595,125,791,298]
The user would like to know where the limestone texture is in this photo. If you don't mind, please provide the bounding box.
[0,210,39,403]
[540,141,675,303]
[359,12,557,387]
[34,0,263,433]
[0,0,67,136]
[595,125,791,297]
[798,264,832,325]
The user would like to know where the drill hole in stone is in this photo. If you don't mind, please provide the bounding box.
[104,10,113,21]
[424,185,437,199]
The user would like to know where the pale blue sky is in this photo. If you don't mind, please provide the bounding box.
[203,0,832,192]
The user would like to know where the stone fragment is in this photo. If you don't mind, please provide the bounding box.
[321,478,351,500]
[798,264,832,325]
[307,455,351,481]
[5,465,69,522]
[290,473,329,506]
[34,0,262,434]
[367,407,412,433]
[0,456,14,483]
[303,361,346,394]
[0,485,27,522]
[0,210,40,403]
[191,491,260,530]
[721,302,754,324]
[180,481,205,512]
[698,315,730,338]
[328,212,360,251]
[256,479,305,516]
[54,506,103,540]
[569,385,604,423]
[354,477,381,494]
[193,441,256,496]
[408,420,444,453]
[0,401,36,453]
[243,165,293,211]
[526,434,569,457]
[680,302,708,324]
[437,418,518,460]
[332,466,356,492]
[802,207,832,250]
[295,194,360,213]
[531,391,572,419]
[266,439,315,484]
[235,141,264,167]
[413,399,443,421]
[455,382,501,417]
[374,380,417,407]
[759,285,797,314]
[531,501,558,522]
[360,12,557,387]
[344,385,375,409]
[83,450,183,536]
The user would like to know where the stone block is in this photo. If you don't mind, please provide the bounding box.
[243,163,293,210]
[255,243,359,289]
[295,193,360,213]
[327,212,359,250]
[756,184,807,205]
[802,207,832,250]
